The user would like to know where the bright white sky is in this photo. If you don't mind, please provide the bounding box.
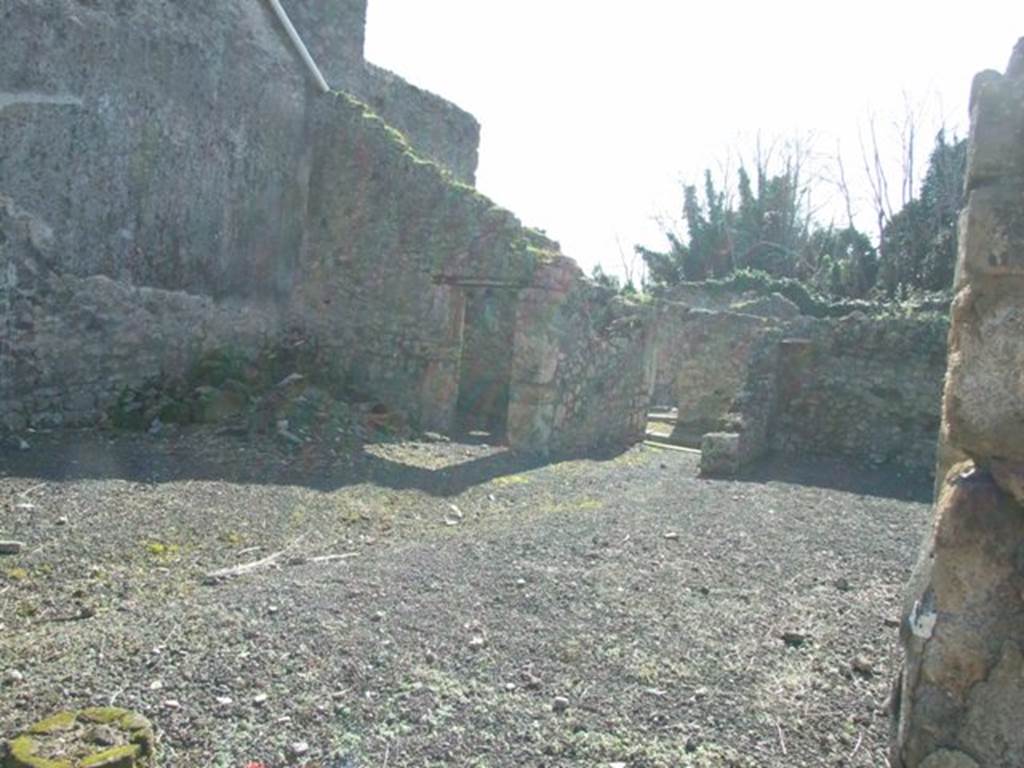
[365,2,1022,279]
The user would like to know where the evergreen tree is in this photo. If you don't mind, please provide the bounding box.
[878,131,966,294]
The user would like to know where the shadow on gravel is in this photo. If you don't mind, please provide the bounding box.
[730,454,934,503]
[0,431,630,498]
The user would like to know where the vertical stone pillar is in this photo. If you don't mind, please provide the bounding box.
[418,283,466,433]
[891,39,1024,768]
[506,260,576,455]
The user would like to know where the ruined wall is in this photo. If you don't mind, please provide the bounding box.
[0,2,492,435]
[652,304,774,429]
[0,197,280,432]
[892,40,1024,768]
[651,299,946,473]
[0,0,478,303]
[354,64,480,186]
[286,0,480,183]
[295,92,543,432]
[771,314,948,469]
[508,258,652,456]
[0,0,647,456]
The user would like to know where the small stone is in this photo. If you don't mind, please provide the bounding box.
[505,682,517,692]
[552,696,570,713]
[4,669,24,685]
[253,693,268,706]
[55,516,69,526]
[18,438,30,451]
[851,654,875,676]
[782,632,807,648]
[515,578,527,588]
[468,635,487,650]
[215,696,233,707]
[663,532,679,540]
[162,699,181,709]
[87,725,118,747]
[0,541,26,555]
[289,741,310,757]
[371,611,385,622]
[521,671,542,690]
[149,680,163,691]
[834,577,852,592]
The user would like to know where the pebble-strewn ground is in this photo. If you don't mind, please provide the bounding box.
[0,428,932,767]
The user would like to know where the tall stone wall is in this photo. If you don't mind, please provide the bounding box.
[0,0,478,299]
[286,0,480,183]
[0,1,647,456]
[1,0,313,297]
[292,92,542,432]
[892,40,1024,768]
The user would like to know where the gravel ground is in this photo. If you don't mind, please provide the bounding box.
[0,428,932,767]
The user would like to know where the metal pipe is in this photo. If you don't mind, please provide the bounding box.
[264,0,331,93]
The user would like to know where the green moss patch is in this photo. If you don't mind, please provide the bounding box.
[6,708,155,768]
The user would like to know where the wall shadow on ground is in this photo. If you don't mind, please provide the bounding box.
[0,430,631,499]
[727,454,935,504]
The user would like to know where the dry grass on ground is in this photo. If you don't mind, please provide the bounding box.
[0,428,931,767]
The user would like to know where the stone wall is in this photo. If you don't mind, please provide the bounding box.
[892,40,1024,768]
[0,197,280,432]
[1,0,312,296]
[650,299,948,474]
[0,1,647,456]
[294,92,544,433]
[652,303,774,430]
[508,258,652,456]
[354,64,480,186]
[771,314,948,469]
[287,0,480,183]
[0,0,478,300]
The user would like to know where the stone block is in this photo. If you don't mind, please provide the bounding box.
[955,183,1024,288]
[943,285,1024,462]
[894,465,1024,767]
[699,432,741,476]
[506,400,554,456]
[920,751,980,768]
[966,71,1024,190]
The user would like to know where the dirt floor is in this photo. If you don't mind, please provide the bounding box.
[0,427,933,767]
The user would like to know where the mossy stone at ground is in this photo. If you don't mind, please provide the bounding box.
[5,708,155,768]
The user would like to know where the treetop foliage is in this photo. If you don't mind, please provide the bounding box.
[636,131,966,303]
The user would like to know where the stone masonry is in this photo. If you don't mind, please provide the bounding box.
[891,39,1024,768]
[649,293,948,476]
[0,0,649,456]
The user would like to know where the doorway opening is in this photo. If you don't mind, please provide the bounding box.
[455,287,517,443]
